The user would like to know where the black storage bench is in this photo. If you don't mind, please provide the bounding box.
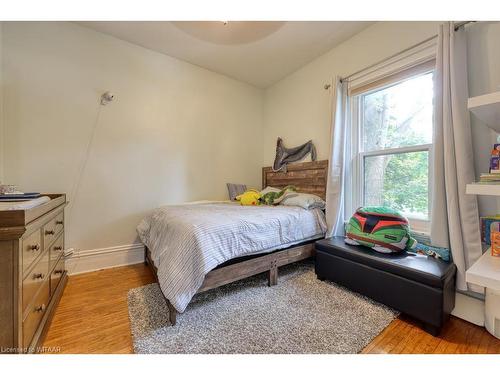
[315,237,457,336]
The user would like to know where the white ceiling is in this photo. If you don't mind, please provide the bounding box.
[78,21,374,88]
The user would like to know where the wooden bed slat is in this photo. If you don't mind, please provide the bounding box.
[199,243,314,293]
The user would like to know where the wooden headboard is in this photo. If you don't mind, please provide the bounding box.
[262,160,329,200]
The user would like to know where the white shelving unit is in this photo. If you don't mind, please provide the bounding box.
[467,92,500,192]
[468,91,500,132]
[466,183,500,196]
[466,92,500,337]
[467,250,500,290]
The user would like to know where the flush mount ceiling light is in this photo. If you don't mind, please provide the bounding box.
[171,21,285,45]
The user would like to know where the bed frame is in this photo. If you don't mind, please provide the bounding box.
[145,159,328,325]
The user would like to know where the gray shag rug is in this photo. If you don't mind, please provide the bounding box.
[127,261,398,354]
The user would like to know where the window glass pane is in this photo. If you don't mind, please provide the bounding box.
[364,151,429,220]
[361,72,433,152]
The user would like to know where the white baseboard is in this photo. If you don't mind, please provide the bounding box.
[451,292,485,326]
[65,243,145,275]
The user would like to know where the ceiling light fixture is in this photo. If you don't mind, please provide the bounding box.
[171,21,285,45]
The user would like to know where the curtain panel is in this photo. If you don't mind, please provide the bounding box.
[431,22,483,292]
[325,77,349,238]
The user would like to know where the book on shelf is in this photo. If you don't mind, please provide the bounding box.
[477,181,500,184]
[479,173,500,183]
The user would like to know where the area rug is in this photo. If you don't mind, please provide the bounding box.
[127,261,398,354]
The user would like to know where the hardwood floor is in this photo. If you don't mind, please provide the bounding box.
[362,315,500,354]
[43,263,155,354]
[43,263,500,354]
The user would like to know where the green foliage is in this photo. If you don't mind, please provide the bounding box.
[361,73,433,219]
[382,151,428,216]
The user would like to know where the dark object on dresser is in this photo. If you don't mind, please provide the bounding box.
[0,194,67,353]
[315,236,456,336]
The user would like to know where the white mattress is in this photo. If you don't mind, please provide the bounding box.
[137,202,326,312]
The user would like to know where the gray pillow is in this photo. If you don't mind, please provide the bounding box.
[279,192,325,210]
[226,183,247,201]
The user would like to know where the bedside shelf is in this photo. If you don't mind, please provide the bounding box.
[465,249,500,339]
[466,183,500,196]
[468,91,500,132]
[466,250,500,291]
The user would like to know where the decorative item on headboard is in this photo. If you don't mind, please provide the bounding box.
[273,137,317,172]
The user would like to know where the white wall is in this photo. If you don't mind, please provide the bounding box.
[263,21,441,165]
[2,22,264,251]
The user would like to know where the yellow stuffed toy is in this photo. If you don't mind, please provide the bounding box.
[236,189,261,206]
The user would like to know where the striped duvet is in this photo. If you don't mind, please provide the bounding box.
[137,202,326,313]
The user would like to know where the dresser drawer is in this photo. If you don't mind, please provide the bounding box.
[23,249,49,314]
[49,233,64,270]
[43,212,64,249]
[50,256,65,296]
[23,280,49,348]
[22,229,42,276]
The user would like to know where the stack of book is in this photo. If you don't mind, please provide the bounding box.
[478,173,500,184]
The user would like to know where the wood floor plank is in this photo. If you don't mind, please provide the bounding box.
[43,263,500,354]
[389,320,415,353]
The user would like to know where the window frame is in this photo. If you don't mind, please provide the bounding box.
[347,65,435,235]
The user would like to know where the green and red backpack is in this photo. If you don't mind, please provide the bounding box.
[345,206,417,254]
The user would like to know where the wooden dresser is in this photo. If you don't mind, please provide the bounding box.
[0,194,67,353]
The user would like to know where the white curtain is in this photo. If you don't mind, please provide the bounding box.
[325,77,349,238]
[431,22,483,292]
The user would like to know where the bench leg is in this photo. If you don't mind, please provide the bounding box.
[268,261,278,286]
[166,299,177,326]
[423,323,441,337]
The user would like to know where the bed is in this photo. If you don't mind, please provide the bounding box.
[139,160,328,325]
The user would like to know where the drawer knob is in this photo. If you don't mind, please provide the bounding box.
[54,246,62,251]
[34,304,46,313]
[56,220,63,225]
[45,230,55,235]
[33,273,44,280]
[29,244,40,251]
[54,269,64,275]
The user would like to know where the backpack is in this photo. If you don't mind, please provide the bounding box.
[345,206,416,254]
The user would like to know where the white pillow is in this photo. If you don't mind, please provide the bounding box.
[279,192,325,210]
[260,186,281,195]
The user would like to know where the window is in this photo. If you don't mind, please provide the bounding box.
[349,64,435,233]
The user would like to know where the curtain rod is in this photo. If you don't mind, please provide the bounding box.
[331,21,476,86]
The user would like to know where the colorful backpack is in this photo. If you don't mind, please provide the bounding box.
[345,206,417,254]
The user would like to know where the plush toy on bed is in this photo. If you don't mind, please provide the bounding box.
[236,185,297,206]
[236,189,261,206]
[260,185,296,205]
